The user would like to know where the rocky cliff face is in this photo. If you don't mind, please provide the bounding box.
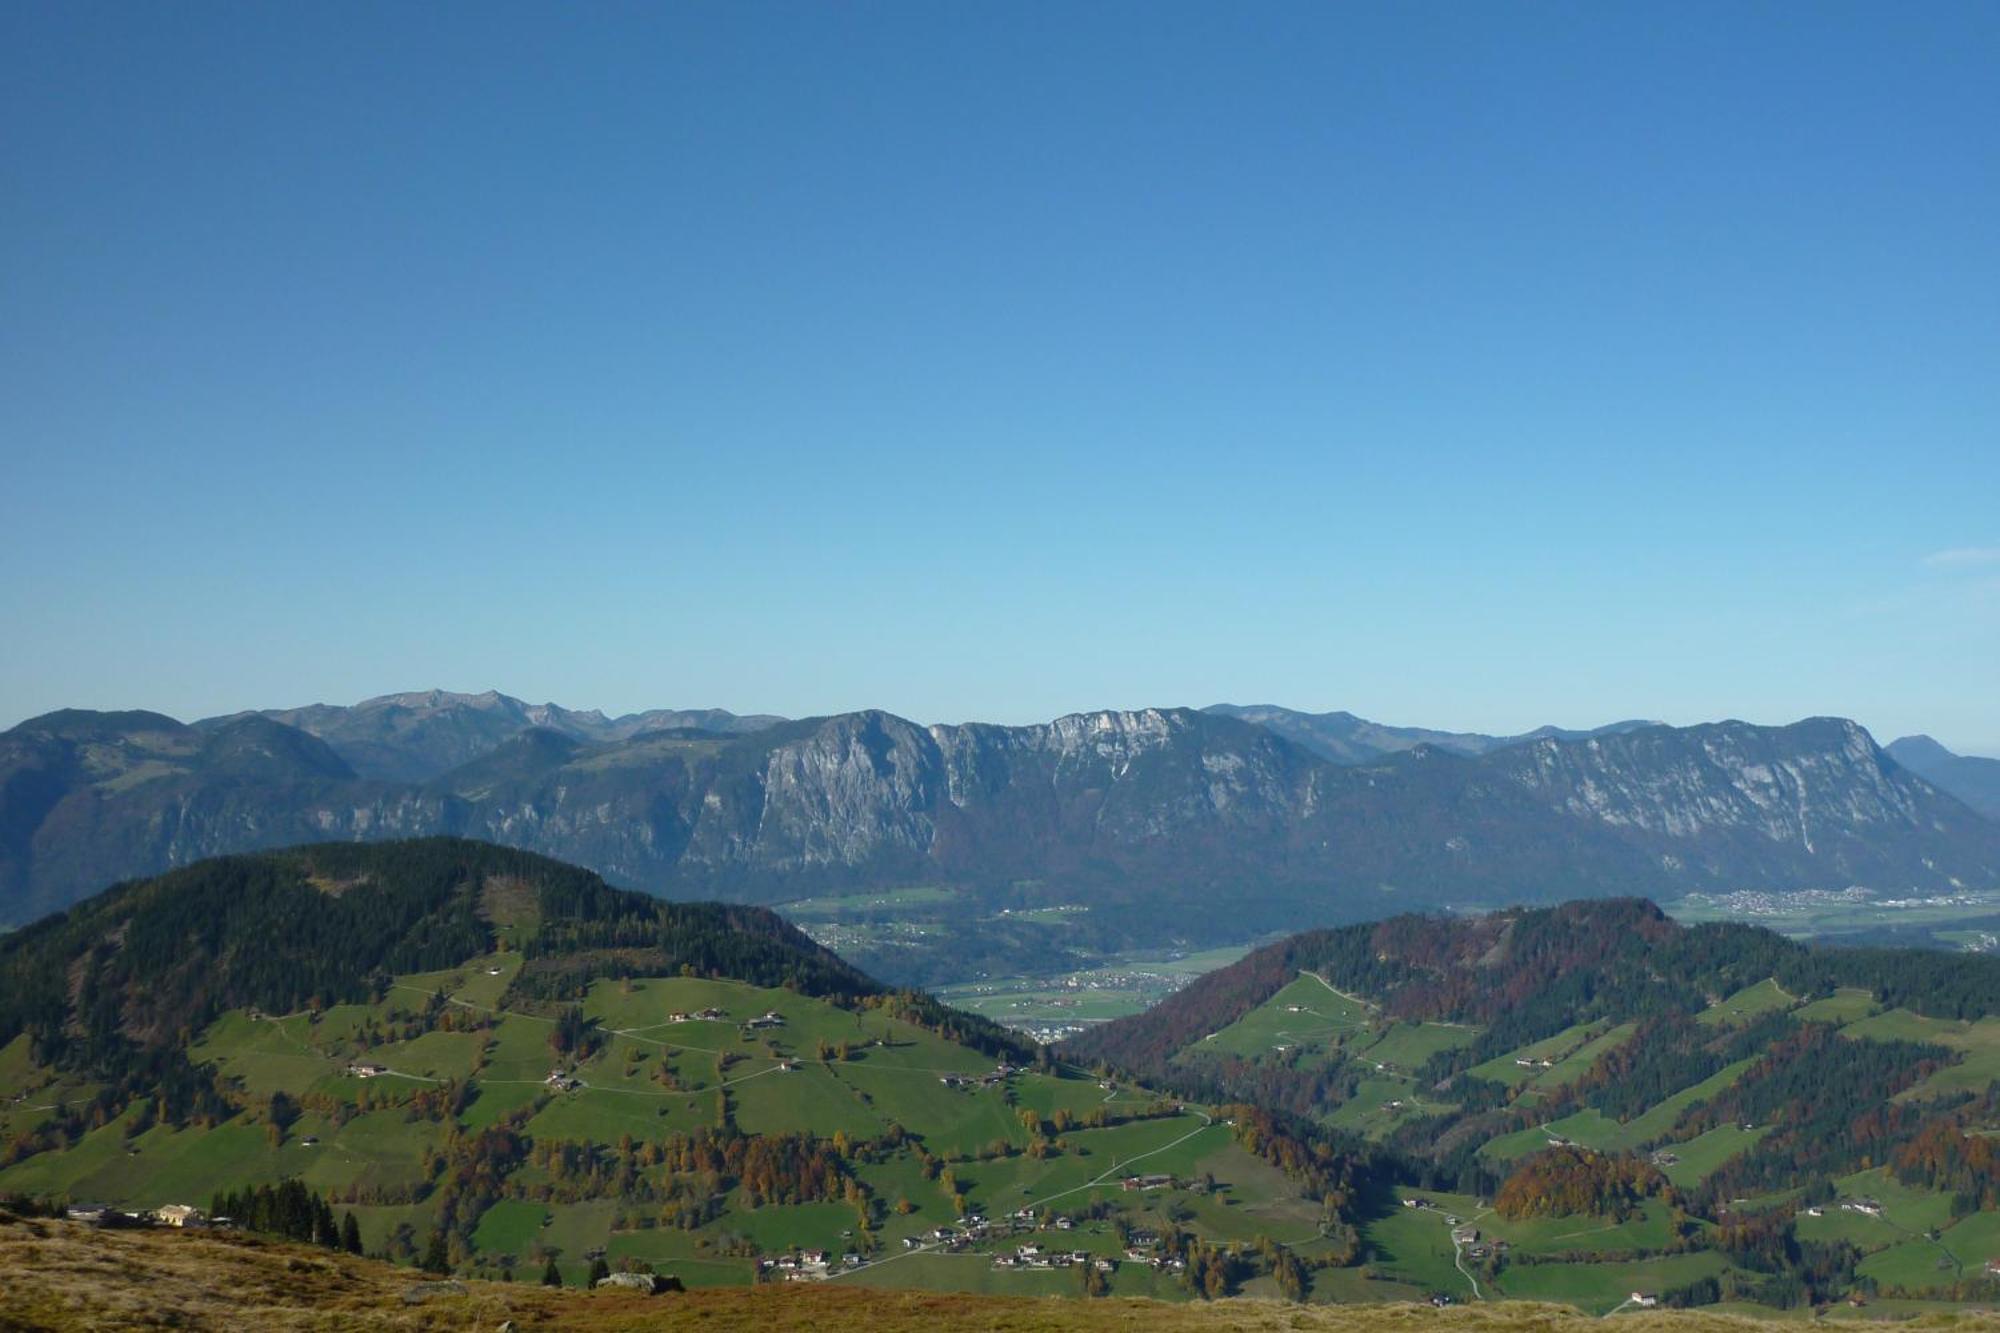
[1481,718,1997,887]
[4,705,1996,931]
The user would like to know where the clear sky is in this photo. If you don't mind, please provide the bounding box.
[3,3,1996,753]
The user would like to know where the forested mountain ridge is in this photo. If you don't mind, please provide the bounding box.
[1064,898,2000,1085]
[0,841,1300,1305]
[5,705,1998,934]
[0,838,990,1109]
[1060,900,2000,1307]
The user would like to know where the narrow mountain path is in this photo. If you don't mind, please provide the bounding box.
[1303,970,1378,1011]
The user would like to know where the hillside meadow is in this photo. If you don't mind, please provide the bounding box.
[10,1215,2000,1333]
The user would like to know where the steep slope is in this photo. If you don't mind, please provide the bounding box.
[5,708,1999,938]
[1889,735,2000,820]
[1480,718,2000,888]
[1207,704,1658,764]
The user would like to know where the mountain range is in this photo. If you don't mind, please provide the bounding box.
[207,689,783,783]
[1885,734,2000,821]
[4,691,1997,938]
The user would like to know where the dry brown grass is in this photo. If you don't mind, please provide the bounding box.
[3,1217,1998,1333]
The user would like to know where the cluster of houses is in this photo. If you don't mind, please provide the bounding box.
[759,1248,862,1281]
[1514,1055,1556,1070]
[1452,1227,1510,1263]
[346,1062,388,1079]
[902,1217,999,1250]
[1120,1173,1174,1192]
[1401,1200,1510,1262]
[1794,1197,1886,1222]
[544,1068,581,1092]
[856,1217,1189,1276]
[65,1203,211,1230]
[743,1010,786,1030]
[992,1243,1121,1273]
[666,1007,729,1023]
[937,1062,1019,1091]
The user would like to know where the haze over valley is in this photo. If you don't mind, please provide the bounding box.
[6,689,1998,1016]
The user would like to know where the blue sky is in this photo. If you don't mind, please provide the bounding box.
[3,3,1996,752]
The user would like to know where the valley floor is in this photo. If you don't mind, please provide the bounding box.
[8,1215,2000,1333]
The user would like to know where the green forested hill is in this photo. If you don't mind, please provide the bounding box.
[10,857,2000,1316]
[0,840,1367,1305]
[1063,901,2000,1312]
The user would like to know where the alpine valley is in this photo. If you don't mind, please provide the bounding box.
[7,841,2000,1324]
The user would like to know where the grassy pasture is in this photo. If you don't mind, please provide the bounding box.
[1522,1023,1636,1095]
[1696,978,1798,1027]
[1364,1202,1480,1296]
[732,1063,882,1138]
[469,1197,547,1258]
[1494,1251,1732,1313]
[1484,1199,1685,1258]
[1658,1124,1768,1187]
[1193,975,1372,1061]
[1834,1009,2000,1101]
[1793,987,1877,1023]
[1857,1233,1973,1291]
[1358,1022,1481,1071]
[1322,1076,1456,1138]
[1468,1022,1609,1089]
[604,1228,758,1286]
[1841,1008,1960,1044]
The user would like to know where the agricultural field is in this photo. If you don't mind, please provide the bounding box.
[1665,889,2000,941]
[1172,972,1476,1140]
[934,944,1256,1037]
[1697,978,1799,1026]
[14,851,2000,1324]
[776,880,1259,1038]
[0,948,1330,1301]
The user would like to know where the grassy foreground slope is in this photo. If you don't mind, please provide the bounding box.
[12,1214,2000,1333]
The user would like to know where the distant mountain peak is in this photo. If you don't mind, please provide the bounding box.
[1888,734,2000,820]
[1204,703,1664,765]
